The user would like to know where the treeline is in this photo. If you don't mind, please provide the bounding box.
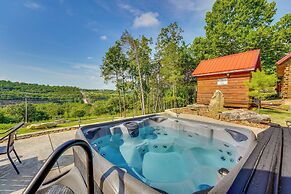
[101,24,196,117]
[0,100,121,124]
[0,81,123,123]
[0,80,82,103]
[0,80,118,104]
[82,89,117,103]
[101,0,290,116]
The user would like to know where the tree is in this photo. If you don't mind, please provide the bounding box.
[101,41,129,117]
[71,108,86,118]
[0,111,4,123]
[271,14,291,67]
[31,110,50,121]
[191,0,279,72]
[106,96,121,116]
[246,70,277,111]
[156,22,184,108]
[121,31,146,115]
[6,103,35,122]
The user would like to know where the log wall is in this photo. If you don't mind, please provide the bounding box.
[196,72,251,108]
[279,59,291,99]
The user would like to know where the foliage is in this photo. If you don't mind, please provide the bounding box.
[0,102,91,123]
[71,108,86,118]
[270,14,291,67]
[101,41,129,117]
[155,22,195,108]
[100,23,196,116]
[121,31,147,115]
[0,80,82,102]
[246,70,277,109]
[0,80,122,124]
[0,111,4,123]
[191,0,290,73]
[82,89,116,103]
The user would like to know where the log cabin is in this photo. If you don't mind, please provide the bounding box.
[192,49,261,108]
[276,53,291,99]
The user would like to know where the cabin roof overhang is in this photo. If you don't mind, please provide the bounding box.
[276,53,291,66]
[192,49,261,77]
[194,68,256,77]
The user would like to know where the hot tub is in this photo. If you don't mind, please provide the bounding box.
[74,114,256,194]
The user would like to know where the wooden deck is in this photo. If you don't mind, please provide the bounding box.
[228,125,291,193]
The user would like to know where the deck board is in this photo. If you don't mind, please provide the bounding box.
[280,127,291,193]
[227,126,291,194]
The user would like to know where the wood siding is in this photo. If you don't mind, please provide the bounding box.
[278,59,291,99]
[196,72,251,108]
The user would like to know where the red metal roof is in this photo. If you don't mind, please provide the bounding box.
[276,53,291,65]
[192,49,261,77]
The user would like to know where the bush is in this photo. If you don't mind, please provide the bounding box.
[246,70,277,111]
[0,112,4,123]
[91,101,108,115]
[71,108,86,118]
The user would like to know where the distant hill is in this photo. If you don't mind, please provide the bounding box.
[0,80,115,105]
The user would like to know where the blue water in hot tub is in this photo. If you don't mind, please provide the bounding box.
[91,126,238,194]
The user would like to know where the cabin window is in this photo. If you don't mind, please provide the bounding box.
[217,78,228,85]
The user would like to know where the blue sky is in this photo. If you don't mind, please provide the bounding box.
[0,0,290,89]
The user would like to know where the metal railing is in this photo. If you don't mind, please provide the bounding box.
[23,139,94,194]
[0,122,25,142]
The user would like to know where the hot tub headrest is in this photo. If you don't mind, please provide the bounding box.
[86,127,111,139]
[86,127,100,139]
[225,128,248,142]
[123,121,139,137]
[149,116,168,123]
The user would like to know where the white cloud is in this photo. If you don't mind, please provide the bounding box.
[87,57,93,60]
[119,3,141,16]
[100,35,108,40]
[23,1,43,10]
[119,3,160,28]
[168,0,215,12]
[133,12,160,28]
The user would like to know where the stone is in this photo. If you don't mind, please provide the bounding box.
[27,122,57,130]
[220,109,271,124]
[209,90,224,111]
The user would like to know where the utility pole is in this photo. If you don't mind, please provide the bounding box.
[25,97,28,123]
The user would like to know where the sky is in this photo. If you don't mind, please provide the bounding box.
[0,0,290,89]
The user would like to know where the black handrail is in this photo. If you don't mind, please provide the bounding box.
[23,139,94,194]
[0,122,25,141]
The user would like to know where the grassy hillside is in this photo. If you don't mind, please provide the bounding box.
[82,89,117,103]
[0,80,116,104]
[0,80,83,103]
[0,80,120,129]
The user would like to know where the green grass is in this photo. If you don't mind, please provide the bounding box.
[256,108,291,127]
[0,123,15,131]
